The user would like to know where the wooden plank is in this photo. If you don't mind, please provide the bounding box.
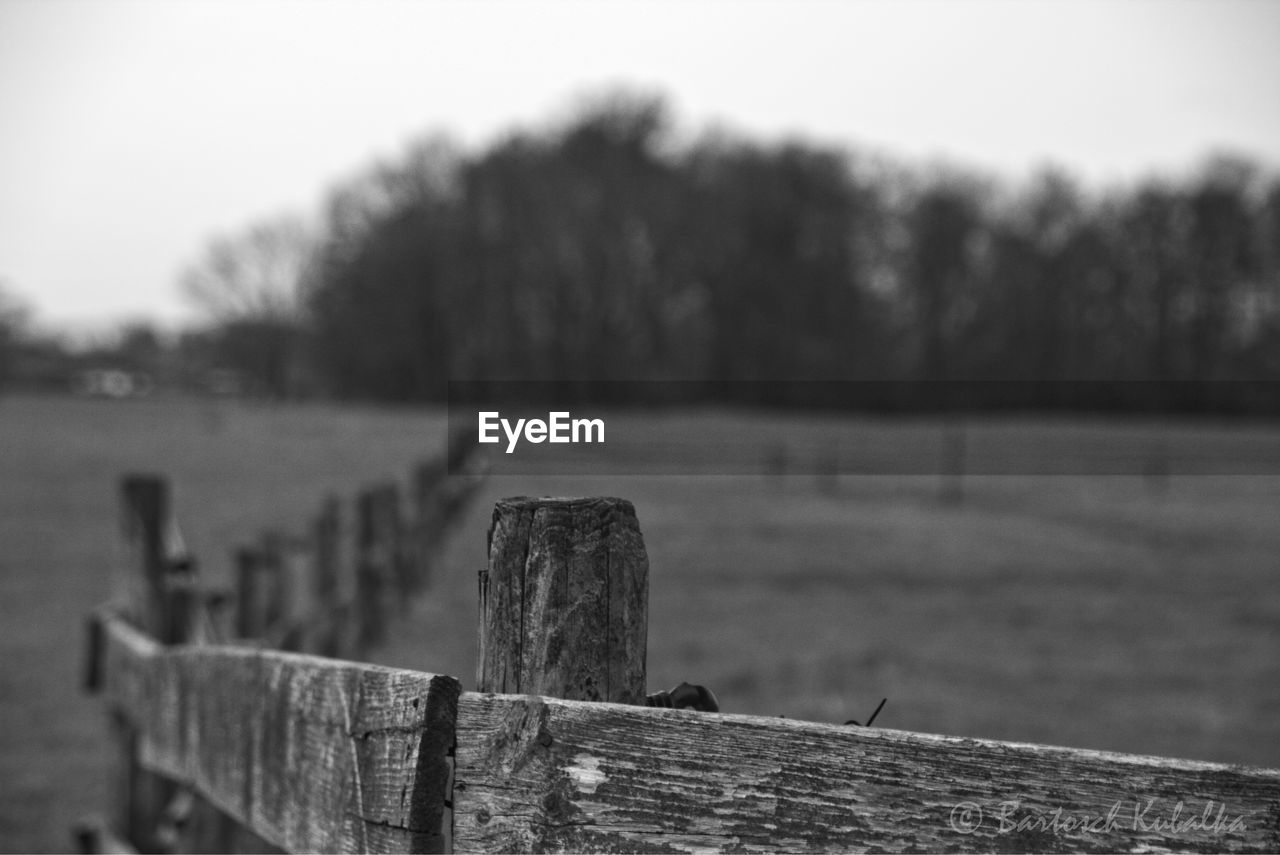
[97,612,460,854]
[479,497,648,704]
[453,692,1280,854]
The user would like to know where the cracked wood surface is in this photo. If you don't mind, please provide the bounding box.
[452,691,1280,854]
[93,609,1280,853]
[94,611,458,854]
[479,496,648,705]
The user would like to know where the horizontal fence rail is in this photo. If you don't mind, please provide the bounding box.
[88,606,1280,854]
[84,478,1280,854]
[455,695,1280,854]
[90,610,458,854]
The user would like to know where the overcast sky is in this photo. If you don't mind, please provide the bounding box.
[2,0,1278,335]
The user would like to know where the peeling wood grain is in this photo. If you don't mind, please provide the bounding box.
[480,497,648,705]
[96,609,1280,854]
[97,612,459,854]
[453,691,1280,854]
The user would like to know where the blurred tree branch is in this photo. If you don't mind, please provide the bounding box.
[179,215,318,398]
[182,214,316,324]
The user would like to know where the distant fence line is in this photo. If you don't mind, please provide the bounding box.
[79,431,485,853]
[82,480,1280,852]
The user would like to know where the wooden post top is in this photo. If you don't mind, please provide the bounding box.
[492,495,636,511]
[481,496,649,704]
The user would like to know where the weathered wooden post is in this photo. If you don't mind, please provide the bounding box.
[355,487,392,655]
[478,496,649,703]
[313,496,341,610]
[312,495,344,657]
[120,475,168,637]
[456,497,649,850]
[113,474,194,851]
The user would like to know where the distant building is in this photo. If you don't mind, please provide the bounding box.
[73,368,154,398]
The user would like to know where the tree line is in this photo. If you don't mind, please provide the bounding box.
[8,91,1276,411]
[295,92,1279,411]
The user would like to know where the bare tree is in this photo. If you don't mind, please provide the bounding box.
[0,281,32,389]
[179,215,317,397]
[181,214,315,323]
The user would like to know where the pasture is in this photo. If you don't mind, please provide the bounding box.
[1,395,1278,853]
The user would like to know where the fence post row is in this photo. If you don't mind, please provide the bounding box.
[312,495,344,658]
[81,435,484,854]
[103,475,193,852]
[355,486,392,654]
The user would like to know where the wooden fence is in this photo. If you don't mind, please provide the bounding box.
[83,487,1280,853]
[79,433,484,853]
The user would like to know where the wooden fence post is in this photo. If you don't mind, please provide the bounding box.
[116,474,196,851]
[355,488,390,655]
[120,475,167,638]
[235,546,263,640]
[313,496,344,658]
[479,497,649,704]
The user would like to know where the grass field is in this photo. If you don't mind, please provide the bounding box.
[2,395,1279,852]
